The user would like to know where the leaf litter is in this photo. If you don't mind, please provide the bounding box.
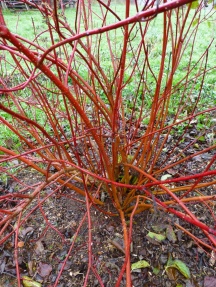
[0,140,216,286]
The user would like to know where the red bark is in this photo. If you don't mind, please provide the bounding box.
[0,7,6,26]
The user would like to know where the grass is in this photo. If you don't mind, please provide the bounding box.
[1,4,216,148]
[2,9,47,39]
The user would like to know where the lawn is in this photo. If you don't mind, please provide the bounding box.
[1,4,216,151]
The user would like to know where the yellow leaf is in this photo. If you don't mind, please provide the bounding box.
[131,260,150,271]
[22,276,42,287]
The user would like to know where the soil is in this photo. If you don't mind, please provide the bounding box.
[0,129,216,287]
[0,172,215,287]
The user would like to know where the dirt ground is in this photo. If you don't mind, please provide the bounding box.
[0,127,216,287]
[0,176,216,287]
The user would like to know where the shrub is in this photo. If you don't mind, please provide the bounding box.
[0,0,216,285]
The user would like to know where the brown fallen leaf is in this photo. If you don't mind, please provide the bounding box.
[209,251,215,266]
[34,240,44,255]
[165,266,178,281]
[37,262,52,278]
[166,225,177,243]
[204,276,216,287]
[21,227,34,238]
[27,260,36,276]
[108,239,125,254]
[58,260,71,271]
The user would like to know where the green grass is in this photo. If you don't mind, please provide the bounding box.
[1,4,216,148]
[3,9,46,39]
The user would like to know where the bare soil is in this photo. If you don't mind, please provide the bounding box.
[0,136,216,287]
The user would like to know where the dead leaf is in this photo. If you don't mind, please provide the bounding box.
[27,260,35,276]
[37,262,52,278]
[0,257,6,273]
[166,225,177,243]
[185,278,201,287]
[58,260,71,271]
[209,251,215,266]
[204,276,216,287]
[167,168,177,175]
[21,227,34,238]
[201,153,212,160]
[193,155,202,162]
[34,240,44,255]
[165,266,178,280]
